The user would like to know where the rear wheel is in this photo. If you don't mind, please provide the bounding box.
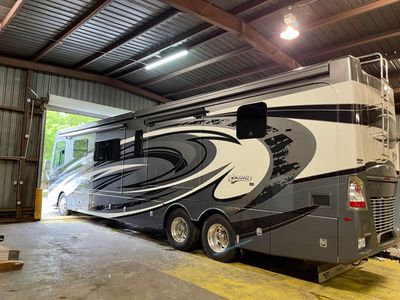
[202,214,238,262]
[58,194,71,216]
[166,208,200,251]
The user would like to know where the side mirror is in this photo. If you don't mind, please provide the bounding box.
[44,160,51,176]
[44,160,50,171]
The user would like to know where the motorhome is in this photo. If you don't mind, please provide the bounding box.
[48,54,400,281]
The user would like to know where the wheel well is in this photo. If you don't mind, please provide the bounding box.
[163,204,191,229]
[56,192,65,207]
[163,206,229,229]
[197,209,229,228]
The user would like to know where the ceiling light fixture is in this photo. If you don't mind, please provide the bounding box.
[280,13,299,40]
[145,49,189,70]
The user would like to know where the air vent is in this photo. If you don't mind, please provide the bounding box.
[312,194,330,207]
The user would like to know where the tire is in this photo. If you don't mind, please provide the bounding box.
[58,194,71,216]
[202,214,238,262]
[166,208,200,251]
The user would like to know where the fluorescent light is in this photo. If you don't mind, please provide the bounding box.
[145,49,189,70]
[280,26,300,40]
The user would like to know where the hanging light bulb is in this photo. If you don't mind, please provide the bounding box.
[280,25,300,40]
[280,12,300,40]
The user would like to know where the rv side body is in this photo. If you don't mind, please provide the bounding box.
[49,56,400,264]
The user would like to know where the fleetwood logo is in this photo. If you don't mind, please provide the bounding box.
[228,174,252,184]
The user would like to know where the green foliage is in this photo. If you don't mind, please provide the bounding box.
[43,111,97,165]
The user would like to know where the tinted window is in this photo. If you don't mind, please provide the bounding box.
[53,141,66,169]
[73,139,88,159]
[94,139,120,162]
[236,102,267,139]
[134,130,143,157]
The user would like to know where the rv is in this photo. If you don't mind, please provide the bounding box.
[48,54,399,280]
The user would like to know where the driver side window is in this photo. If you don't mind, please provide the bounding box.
[53,141,66,169]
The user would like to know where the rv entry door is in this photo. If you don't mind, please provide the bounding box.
[90,126,126,214]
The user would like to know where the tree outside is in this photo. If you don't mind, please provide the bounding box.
[41,111,98,188]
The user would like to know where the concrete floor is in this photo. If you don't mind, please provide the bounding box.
[1,218,400,300]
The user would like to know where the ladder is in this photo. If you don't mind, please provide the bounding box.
[359,53,390,162]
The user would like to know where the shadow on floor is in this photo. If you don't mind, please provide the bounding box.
[52,215,396,288]
[85,218,335,283]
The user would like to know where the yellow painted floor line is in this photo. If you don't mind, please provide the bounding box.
[163,252,400,300]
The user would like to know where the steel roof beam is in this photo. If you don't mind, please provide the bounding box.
[131,0,399,93]
[75,8,179,70]
[138,46,253,87]
[301,28,400,62]
[389,71,400,80]
[31,0,113,62]
[0,56,169,103]
[162,0,301,70]
[0,0,24,32]
[301,0,399,33]
[105,0,301,77]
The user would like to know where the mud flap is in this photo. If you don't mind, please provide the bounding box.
[317,259,367,283]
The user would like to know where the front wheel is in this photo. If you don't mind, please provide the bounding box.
[58,194,71,216]
[202,214,238,262]
[166,208,200,251]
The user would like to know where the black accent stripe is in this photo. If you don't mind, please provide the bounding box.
[147,130,240,145]
[233,206,319,238]
[293,166,366,184]
[210,104,393,127]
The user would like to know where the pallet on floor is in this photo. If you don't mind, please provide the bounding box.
[0,260,24,272]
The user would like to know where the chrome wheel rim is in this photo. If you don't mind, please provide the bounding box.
[171,217,188,243]
[207,223,229,253]
[59,197,66,214]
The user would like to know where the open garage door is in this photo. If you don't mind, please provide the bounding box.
[0,80,132,222]
[41,96,131,219]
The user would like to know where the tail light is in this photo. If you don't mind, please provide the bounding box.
[348,176,367,209]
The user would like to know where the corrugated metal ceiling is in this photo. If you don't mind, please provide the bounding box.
[0,0,399,104]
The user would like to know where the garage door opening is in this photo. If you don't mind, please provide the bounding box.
[39,95,130,219]
[41,110,98,219]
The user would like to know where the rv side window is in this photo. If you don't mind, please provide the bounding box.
[94,139,120,162]
[134,130,143,157]
[73,139,89,159]
[236,102,267,139]
[53,141,66,169]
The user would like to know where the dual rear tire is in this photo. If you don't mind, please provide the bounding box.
[166,209,237,262]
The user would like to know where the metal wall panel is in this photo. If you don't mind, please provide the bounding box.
[0,65,28,217]
[0,161,18,210]
[31,71,158,111]
[0,65,158,220]
[0,110,23,157]
[23,162,39,211]
[397,115,400,160]
[0,66,25,109]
